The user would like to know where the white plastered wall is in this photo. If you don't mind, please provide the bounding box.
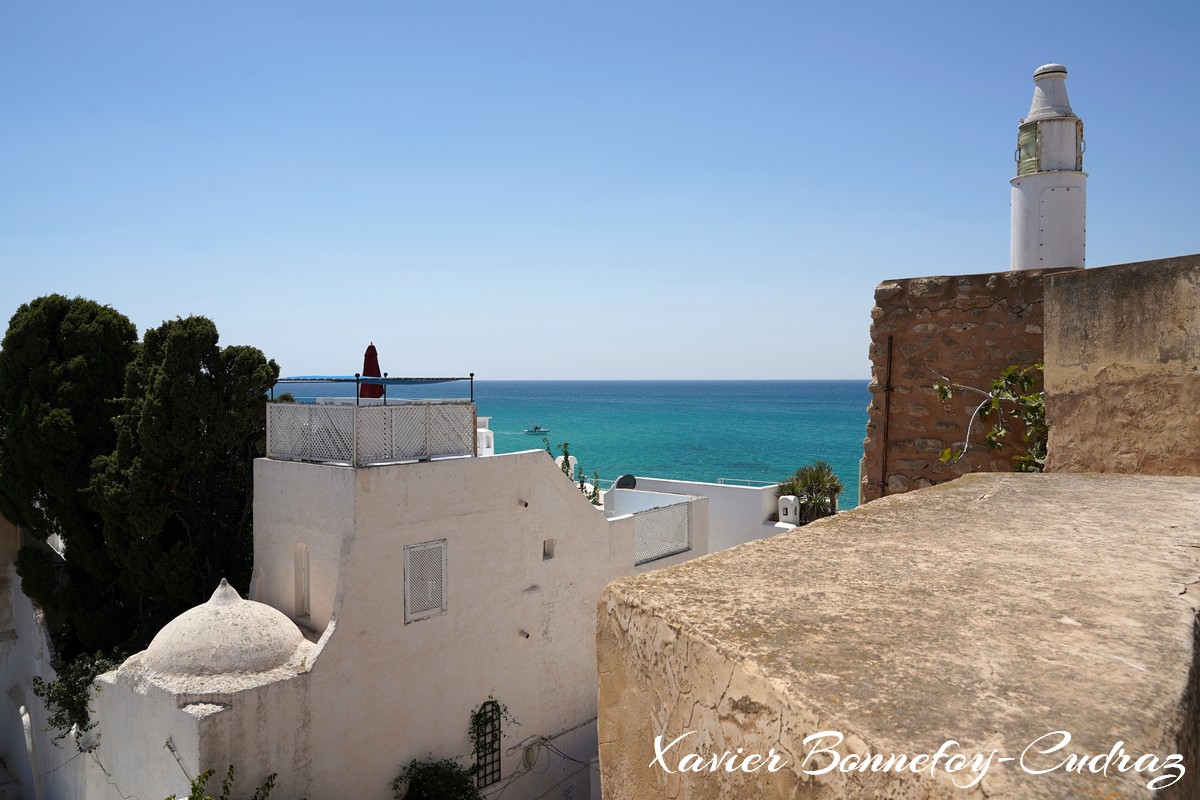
[254,449,637,799]
[625,477,778,551]
[91,672,205,800]
[250,459,356,633]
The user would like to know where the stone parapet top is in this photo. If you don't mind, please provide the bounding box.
[599,473,1200,798]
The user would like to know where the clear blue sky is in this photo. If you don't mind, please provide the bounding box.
[2,1,1197,379]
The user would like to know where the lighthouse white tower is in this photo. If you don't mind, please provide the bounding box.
[1010,64,1086,270]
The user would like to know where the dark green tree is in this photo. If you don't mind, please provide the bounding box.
[1,302,280,744]
[0,295,138,652]
[89,316,279,640]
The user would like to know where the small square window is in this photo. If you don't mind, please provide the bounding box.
[543,539,556,560]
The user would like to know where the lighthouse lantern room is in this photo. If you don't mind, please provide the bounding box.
[1010,63,1087,270]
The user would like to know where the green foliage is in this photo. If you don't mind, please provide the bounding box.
[0,299,280,746]
[588,471,601,505]
[775,460,844,525]
[0,295,138,652]
[556,441,574,478]
[164,764,278,800]
[89,316,280,639]
[468,697,517,767]
[392,699,516,799]
[550,442,601,504]
[273,392,296,403]
[30,650,122,750]
[934,363,1046,472]
[391,759,481,800]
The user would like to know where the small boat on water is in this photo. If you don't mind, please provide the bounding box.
[524,425,550,434]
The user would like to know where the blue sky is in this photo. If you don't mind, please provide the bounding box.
[2,1,1197,379]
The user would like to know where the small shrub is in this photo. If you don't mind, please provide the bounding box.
[391,758,481,800]
[775,461,843,525]
[164,765,278,800]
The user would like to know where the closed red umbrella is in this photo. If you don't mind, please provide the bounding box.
[359,343,384,399]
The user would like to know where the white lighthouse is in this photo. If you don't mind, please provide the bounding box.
[1010,63,1086,270]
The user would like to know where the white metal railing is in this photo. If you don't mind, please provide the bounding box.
[266,401,477,466]
[632,503,691,565]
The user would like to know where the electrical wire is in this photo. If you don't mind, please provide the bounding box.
[545,716,597,742]
[543,740,600,771]
[14,748,84,789]
[90,753,145,800]
[528,762,591,800]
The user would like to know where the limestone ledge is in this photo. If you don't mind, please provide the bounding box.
[598,473,1200,799]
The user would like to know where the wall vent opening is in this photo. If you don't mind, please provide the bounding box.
[405,539,448,623]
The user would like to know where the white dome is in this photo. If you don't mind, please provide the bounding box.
[142,579,305,676]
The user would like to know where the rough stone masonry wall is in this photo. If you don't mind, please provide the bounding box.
[860,268,1075,504]
[1044,253,1200,475]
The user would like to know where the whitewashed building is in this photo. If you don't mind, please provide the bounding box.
[0,397,710,800]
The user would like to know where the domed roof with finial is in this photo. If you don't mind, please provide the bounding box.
[141,579,308,679]
[1026,62,1076,121]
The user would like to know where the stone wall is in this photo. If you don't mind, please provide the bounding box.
[1044,254,1200,475]
[597,473,1200,799]
[860,268,1074,504]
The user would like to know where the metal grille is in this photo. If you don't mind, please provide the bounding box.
[404,540,447,623]
[473,700,502,787]
[633,503,691,565]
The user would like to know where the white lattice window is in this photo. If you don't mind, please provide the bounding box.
[404,540,447,623]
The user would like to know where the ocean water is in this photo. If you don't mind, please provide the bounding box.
[277,380,870,509]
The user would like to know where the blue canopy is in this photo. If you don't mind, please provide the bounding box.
[277,375,471,386]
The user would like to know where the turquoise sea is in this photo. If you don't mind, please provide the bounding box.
[277,380,870,510]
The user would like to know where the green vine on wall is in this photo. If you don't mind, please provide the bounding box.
[468,696,517,764]
[391,698,518,800]
[544,440,601,505]
[932,362,1047,473]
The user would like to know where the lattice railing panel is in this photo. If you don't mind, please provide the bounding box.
[356,406,392,464]
[268,401,476,465]
[308,405,355,462]
[428,404,475,457]
[268,404,355,463]
[268,404,310,460]
[633,503,691,565]
[390,406,428,460]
